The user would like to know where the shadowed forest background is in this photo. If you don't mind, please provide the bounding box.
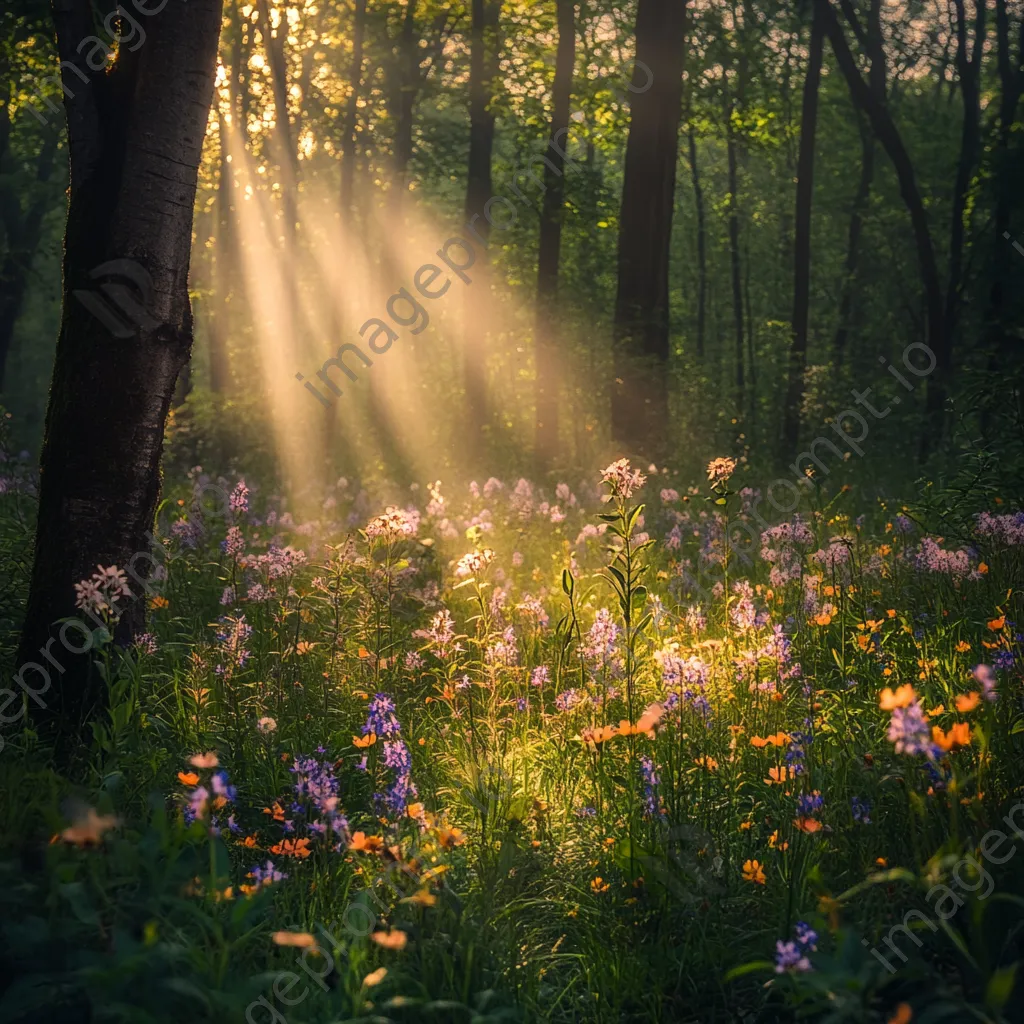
[2,0,1024,1021]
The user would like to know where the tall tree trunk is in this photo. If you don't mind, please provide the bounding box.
[686,123,707,361]
[392,0,419,207]
[209,110,233,393]
[17,0,223,749]
[944,0,985,341]
[725,103,744,416]
[781,1,824,453]
[610,0,687,453]
[462,0,500,453]
[0,133,58,390]
[534,0,575,471]
[341,0,367,225]
[832,113,874,365]
[986,0,1023,342]
[819,0,945,452]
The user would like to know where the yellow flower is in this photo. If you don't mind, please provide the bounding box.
[590,877,610,893]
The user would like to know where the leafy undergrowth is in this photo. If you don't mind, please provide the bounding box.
[2,456,1024,1024]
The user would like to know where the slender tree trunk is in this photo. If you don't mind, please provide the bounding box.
[686,124,707,361]
[818,0,945,452]
[534,0,575,470]
[781,1,824,453]
[725,105,744,416]
[18,0,223,750]
[392,0,419,207]
[209,110,233,393]
[832,113,874,365]
[987,0,1023,338]
[0,133,58,391]
[944,0,985,340]
[341,0,367,225]
[462,0,500,453]
[611,0,687,453]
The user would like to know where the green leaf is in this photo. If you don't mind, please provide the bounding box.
[597,512,620,523]
[561,569,574,596]
[723,960,774,982]
[606,565,628,596]
[626,503,646,535]
[986,962,1019,1011]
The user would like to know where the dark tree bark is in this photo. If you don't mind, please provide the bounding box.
[611,0,687,453]
[390,6,451,208]
[818,0,945,451]
[534,0,575,470]
[725,99,744,416]
[17,0,224,746]
[944,0,985,340]
[781,0,824,453]
[832,112,874,365]
[341,0,367,225]
[987,0,1024,338]
[462,0,501,453]
[686,123,706,361]
[0,131,58,390]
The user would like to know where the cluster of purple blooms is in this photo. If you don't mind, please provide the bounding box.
[414,608,461,659]
[785,726,813,777]
[760,518,815,588]
[290,751,349,845]
[887,701,937,757]
[775,921,817,974]
[249,859,288,890]
[851,797,871,824]
[486,624,519,667]
[914,537,976,580]
[640,756,661,818]
[579,609,620,664]
[358,693,418,816]
[975,511,1024,546]
[229,479,250,515]
[554,688,584,712]
[214,614,252,675]
[796,791,824,817]
[730,580,769,632]
[658,651,711,719]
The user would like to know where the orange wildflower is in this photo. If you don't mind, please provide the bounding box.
[765,766,793,785]
[370,929,407,950]
[590,877,610,893]
[742,859,766,885]
[793,816,822,834]
[932,722,971,752]
[353,733,377,748]
[955,692,980,713]
[879,684,916,710]
[273,931,317,948]
[271,837,312,858]
[349,831,385,854]
[177,771,200,786]
[888,1003,913,1024]
[988,616,1005,631]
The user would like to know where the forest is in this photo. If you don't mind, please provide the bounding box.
[1,0,1024,1019]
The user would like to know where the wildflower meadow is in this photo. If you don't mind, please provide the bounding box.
[2,418,1023,1022]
